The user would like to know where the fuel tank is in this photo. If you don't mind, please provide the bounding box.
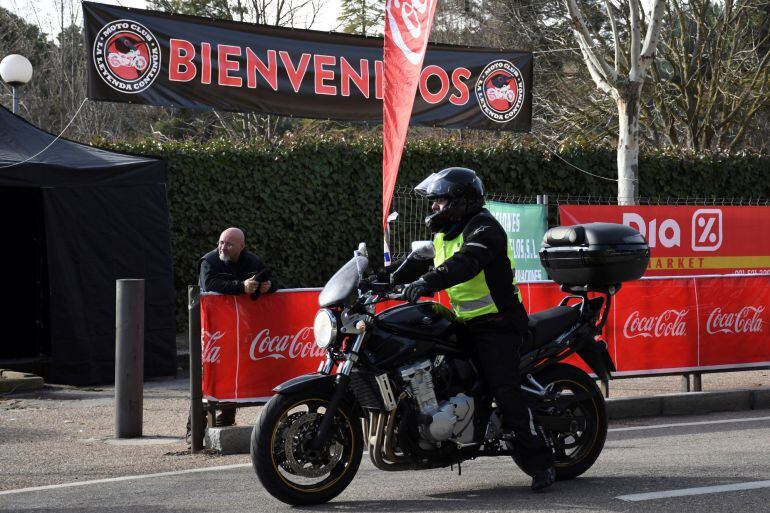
[364,302,466,368]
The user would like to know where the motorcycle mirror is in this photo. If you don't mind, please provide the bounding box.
[355,242,369,258]
[387,211,399,223]
[409,240,435,260]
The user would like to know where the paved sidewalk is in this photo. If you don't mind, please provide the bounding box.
[1,369,768,492]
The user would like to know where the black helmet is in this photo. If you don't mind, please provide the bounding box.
[414,167,485,232]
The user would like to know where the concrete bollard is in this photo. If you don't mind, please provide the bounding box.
[115,279,145,438]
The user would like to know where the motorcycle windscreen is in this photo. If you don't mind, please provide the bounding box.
[318,255,368,307]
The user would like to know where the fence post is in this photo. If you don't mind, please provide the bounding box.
[681,374,691,392]
[189,285,204,452]
[115,279,145,438]
[693,373,702,392]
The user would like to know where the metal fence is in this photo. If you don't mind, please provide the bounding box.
[388,187,769,261]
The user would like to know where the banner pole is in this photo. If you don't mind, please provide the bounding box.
[188,286,203,452]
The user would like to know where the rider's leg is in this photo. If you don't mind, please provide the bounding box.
[468,314,554,480]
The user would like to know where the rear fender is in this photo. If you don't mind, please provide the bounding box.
[576,338,615,382]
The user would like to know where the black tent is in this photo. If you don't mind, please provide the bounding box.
[0,106,176,385]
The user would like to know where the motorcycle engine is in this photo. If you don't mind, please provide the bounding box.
[398,359,475,446]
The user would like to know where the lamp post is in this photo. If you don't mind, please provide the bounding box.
[0,54,34,114]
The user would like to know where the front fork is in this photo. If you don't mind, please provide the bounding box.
[309,331,367,450]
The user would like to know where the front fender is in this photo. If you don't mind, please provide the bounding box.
[272,373,337,396]
[273,372,365,420]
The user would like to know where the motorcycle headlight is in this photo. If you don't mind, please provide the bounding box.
[313,309,338,349]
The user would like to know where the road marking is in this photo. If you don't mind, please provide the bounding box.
[617,480,770,501]
[609,415,770,433]
[0,464,251,496]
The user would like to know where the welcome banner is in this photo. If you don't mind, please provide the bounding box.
[559,205,770,276]
[201,276,770,402]
[82,1,533,130]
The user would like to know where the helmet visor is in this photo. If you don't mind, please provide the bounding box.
[414,173,452,199]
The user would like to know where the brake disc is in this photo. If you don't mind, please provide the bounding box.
[282,412,343,478]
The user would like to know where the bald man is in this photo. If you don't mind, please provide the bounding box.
[199,227,279,297]
[198,227,280,427]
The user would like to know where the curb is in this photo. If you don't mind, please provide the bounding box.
[0,370,45,394]
[206,387,770,454]
[607,388,770,419]
[205,426,252,455]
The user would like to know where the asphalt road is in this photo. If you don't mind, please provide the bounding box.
[2,410,769,513]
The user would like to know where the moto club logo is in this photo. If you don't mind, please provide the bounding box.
[706,306,764,334]
[623,309,688,339]
[249,327,325,361]
[386,0,437,65]
[475,60,526,123]
[93,19,161,93]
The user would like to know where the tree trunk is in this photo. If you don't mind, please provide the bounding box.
[616,81,642,206]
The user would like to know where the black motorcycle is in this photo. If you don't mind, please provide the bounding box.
[251,223,649,505]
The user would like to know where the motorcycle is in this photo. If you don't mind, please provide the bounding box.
[251,224,649,505]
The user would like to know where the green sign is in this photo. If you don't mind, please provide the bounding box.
[486,201,548,282]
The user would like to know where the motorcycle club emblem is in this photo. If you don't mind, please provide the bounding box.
[475,60,526,123]
[92,19,161,93]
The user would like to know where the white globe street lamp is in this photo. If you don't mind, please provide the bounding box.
[0,54,34,114]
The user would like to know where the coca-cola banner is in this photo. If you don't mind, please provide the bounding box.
[200,291,325,402]
[82,1,533,130]
[610,279,699,372]
[559,205,770,277]
[201,276,770,401]
[696,277,769,367]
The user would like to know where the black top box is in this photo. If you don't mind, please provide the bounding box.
[539,223,650,287]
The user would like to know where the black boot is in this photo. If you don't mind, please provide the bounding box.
[531,466,556,492]
[215,407,236,427]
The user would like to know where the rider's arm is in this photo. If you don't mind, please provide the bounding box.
[421,219,505,291]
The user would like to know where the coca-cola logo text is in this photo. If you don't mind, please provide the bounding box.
[706,306,764,334]
[623,309,689,339]
[386,0,436,65]
[201,330,224,363]
[249,327,325,361]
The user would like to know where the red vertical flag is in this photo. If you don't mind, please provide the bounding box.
[383,0,438,241]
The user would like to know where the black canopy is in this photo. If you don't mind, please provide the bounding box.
[0,106,176,385]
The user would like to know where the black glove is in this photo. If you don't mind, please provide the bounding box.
[403,278,433,303]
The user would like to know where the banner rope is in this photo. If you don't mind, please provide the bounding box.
[0,97,89,169]
[530,132,630,183]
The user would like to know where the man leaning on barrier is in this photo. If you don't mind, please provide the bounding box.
[198,226,280,426]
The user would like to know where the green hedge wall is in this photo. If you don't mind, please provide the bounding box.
[105,138,769,330]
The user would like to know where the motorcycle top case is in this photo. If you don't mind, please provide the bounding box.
[539,222,650,287]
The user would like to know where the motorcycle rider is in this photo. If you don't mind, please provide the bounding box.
[402,167,556,491]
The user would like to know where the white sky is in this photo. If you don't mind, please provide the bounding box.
[0,0,343,41]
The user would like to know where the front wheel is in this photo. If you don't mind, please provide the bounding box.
[515,363,607,480]
[250,390,363,505]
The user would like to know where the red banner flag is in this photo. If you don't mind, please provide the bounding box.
[383,0,438,232]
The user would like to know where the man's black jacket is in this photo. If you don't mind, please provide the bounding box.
[198,250,280,298]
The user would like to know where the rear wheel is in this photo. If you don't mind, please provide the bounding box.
[514,363,607,480]
[251,390,363,505]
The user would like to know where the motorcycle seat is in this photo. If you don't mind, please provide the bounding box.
[525,306,581,350]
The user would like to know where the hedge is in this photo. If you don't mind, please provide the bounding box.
[104,137,769,331]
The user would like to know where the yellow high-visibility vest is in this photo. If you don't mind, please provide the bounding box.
[434,231,521,320]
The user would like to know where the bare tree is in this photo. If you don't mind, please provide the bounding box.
[564,0,666,205]
[648,0,770,151]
